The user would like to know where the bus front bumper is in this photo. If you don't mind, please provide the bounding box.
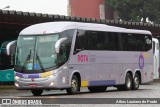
[14,75,67,90]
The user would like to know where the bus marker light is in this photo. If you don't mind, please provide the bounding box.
[63,66,67,69]
[53,70,59,74]
[62,77,66,83]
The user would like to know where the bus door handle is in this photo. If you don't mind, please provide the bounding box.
[69,67,73,69]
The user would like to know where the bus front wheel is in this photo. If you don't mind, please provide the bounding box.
[31,89,43,96]
[66,75,80,95]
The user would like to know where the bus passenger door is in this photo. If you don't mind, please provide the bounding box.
[152,38,159,79]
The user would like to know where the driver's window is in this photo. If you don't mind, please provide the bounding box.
[58,29,74,66]
[59,44,67,66]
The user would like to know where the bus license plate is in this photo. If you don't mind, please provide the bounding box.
[28,84,37,87]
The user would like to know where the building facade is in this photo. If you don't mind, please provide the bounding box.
[68,0,114,20]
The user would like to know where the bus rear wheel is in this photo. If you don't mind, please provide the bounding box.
[88,86,107,93]
[117,73,132,91]
[132,73,140,90]
[31,89,43,96]
[66,75,80,95]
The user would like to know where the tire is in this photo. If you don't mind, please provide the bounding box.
[117,73,132,91]
[125,73,132,90]
[31,89,43,96]
[132,73,140,90]
[66,75,80,95]
[88,86,107,93]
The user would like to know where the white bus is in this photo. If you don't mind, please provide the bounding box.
[152,38,159,79]
[13,21,153,96]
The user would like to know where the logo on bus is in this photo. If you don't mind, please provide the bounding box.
[77,54,88,62]
[31,78,35,82]
[139,54,144,69]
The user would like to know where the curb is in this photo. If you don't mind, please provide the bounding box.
[0,86,15,90]
[153,79,160,83]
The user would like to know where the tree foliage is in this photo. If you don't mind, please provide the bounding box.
[105,0,160,23]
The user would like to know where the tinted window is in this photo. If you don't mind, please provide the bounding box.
[74,30,87,52]
[74,30,152,52]
[144,35,152,51]
[87,31,120,51]
[87,31,98,50]
[121,33,152,51]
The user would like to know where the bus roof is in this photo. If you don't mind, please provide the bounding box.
[20,21,152,35]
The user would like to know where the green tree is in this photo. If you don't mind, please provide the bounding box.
[105,0,160,23]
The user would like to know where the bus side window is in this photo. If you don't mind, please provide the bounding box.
[87,31,98,50]
[144,35,152,51]
[74,30,86,54]
[104,32,119,51]
[104,32,113,50]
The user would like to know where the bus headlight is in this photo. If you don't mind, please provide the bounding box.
[49,82,55,87]
[15,76,20,80]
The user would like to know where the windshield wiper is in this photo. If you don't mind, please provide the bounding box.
[21,49,31,72]
[36,53,45,72]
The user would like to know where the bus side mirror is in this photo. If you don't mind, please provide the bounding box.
[55,38,67,53]
[6,40,17,56]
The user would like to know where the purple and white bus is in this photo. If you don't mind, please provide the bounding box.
[14,21,153,96]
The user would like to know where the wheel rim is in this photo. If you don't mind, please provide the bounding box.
[127,77,131,88]
[134,76,139,88]
[71,79,77,92]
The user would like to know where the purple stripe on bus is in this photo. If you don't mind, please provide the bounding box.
[89,80,116,86]
[28,74,40,78]
[15,72,23,78]
[15,72,40,78]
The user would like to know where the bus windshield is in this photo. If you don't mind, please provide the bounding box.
[15,34,59,73]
